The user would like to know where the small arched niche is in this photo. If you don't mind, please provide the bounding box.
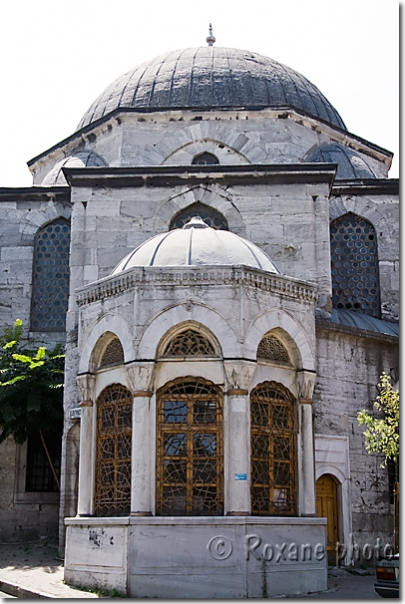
[159,325,221,360]
[192,152,219,165]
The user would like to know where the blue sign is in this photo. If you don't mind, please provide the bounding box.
[234,473,247,480]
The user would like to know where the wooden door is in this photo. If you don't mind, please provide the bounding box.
[316,474,339,566]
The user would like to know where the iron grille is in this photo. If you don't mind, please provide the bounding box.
[162,329,216,357]
[156,377,223,516]
[94,384,132,516]
[31,218,71,331]
[330,213,380,317]
[251,382,297,515]
[257,335,291,364]
[99,338,125,368]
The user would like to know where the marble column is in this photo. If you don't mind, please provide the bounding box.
[76,373,95,516]
[126,362,155,516]
[223,361,256,516]
[297,369,317,516]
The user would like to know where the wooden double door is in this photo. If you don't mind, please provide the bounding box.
[316,474,339,566]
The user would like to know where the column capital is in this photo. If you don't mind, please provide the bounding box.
[224,360,256,392]
[296,369,316,401]
[76,373,96,404]
[126,361,155,393]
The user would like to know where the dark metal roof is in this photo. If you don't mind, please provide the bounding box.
[331,308,399,337]
[306,143,377,179]
[77,47,346,131]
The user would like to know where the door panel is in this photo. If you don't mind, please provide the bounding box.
[316,474,339,566]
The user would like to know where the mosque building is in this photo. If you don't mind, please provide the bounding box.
[0,28,398,597]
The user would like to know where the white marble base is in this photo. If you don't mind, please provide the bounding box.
[64,516,327,598]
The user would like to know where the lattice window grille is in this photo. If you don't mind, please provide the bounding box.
[162,329,216,358]
[94,384,132,517]
[31,218,71,331]
[192,152,219,165]
[99,338,125,369]
[250,382,297,516]
[257,335,291,364]
[170,202,228,231]
[156,377,223,516]
[330,213,380,317]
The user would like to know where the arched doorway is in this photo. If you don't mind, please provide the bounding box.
[316,474,339,566]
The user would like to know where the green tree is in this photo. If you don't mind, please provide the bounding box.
[0,319,65,489]
[357,372,399,465]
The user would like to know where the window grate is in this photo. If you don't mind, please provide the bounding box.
[330,213,380,317]
[25,428,62,492]
[257,335,290,364]
[162,329,216,357]
[94,384,132,517]
[156,377,223,516]
[99,338,124,368]
[31,218,71,331]
[250,382,297,515]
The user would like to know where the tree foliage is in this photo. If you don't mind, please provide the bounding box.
[357,372,399,466]
[0,319,65,446]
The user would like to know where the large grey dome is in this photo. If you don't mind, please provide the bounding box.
[112,217,279,274]
[78,47,346,131]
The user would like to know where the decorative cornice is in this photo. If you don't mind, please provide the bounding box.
[76,266,318,307]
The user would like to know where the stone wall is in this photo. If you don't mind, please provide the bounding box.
[314,322,398,559]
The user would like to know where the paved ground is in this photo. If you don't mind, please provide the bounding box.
[0,540,380,599]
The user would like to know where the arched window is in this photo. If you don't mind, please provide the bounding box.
[31,218,70,331]
[162,329,216,357]
[156,377,223,516]
[94,384,132,516]
[192,152,219,165]
[257,334,291,365]
[250,382,296,515]
[99,338,125,369]
[170,202,228,230]
[330,213,380,317]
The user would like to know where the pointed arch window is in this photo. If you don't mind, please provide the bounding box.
[250,382,296,515]
[162,329,216,358]
[330,213,380,317]
[99,338,125,369]
[31,218,70,331]
[257,335,291,365]
[94,384,132,516]
[156,377,223,516]
[170,202,228,231]
[192,152,219,165]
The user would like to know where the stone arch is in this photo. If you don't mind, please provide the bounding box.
[79,314,134,374]
[244,310,315,371]
[153,183,246,237]
[329,196,386,230]
[163,138,249,165]
[138,303,239,360]
[20,204,72,241]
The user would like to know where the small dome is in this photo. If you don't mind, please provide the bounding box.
[77,47,346,131]
[306,143,377,179]
[112,216,279,274]
[42,151,107,186]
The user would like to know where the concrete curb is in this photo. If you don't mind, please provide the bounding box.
[0,579,52,598]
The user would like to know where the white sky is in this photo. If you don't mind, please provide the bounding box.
[0,0,399,186]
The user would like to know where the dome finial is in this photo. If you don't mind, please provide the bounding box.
[206,23,216,47]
